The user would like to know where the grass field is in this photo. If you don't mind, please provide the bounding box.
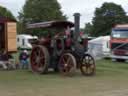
[0,59,128,96]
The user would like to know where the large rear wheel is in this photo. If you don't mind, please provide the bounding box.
[30,45,49,74]
[59,53,76,76]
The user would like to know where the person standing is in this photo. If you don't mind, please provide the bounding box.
[19,50,29,69]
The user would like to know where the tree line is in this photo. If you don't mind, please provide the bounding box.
[0,0,128,37]
[84,2,128,37]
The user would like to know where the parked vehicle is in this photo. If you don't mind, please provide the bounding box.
[88,36,110,59]
[0,17,17,70]
[17,34,38,49]
[110,24,128,62]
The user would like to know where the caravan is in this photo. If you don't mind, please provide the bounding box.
[88,36,110,59]
[17,34,38,49]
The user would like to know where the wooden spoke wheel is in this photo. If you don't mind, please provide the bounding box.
[59,53,76,76]
[30,45,49,74]
[80,54,95,76]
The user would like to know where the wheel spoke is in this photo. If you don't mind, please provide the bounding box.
[82,65,87,72]
[62,57,66,64]
[67,56,71,65]
[87,67,91,74]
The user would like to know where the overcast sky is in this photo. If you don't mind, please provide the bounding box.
[0,0,128,28]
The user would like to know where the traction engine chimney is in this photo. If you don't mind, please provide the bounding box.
[73,13,80,41]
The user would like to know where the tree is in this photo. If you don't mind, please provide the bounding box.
[84,2,128,37]
[0,5,15,20]
[18,0,66,36]
[84,23,93,36]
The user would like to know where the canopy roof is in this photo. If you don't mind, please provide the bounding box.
[88,36,110,44]
[27,21,74,29]
[0,17,16,23]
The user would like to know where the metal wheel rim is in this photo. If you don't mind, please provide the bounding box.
[81,54,95,76]
[59,53,76,76]
[30,46,46,73]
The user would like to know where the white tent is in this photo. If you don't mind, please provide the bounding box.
[88,36,110,59]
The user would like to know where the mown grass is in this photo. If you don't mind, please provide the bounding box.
[96,59,128,76]
[0,59,128,96]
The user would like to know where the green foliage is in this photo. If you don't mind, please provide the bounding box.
[84,23,92,36]
[0,5,15,20]
[84,2,128,37]
[18,0,66,37]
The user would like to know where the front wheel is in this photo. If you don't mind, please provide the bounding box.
[80,54,96,76]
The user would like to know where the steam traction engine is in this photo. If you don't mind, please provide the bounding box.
[27,13,96,76]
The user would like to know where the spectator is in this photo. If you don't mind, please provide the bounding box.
[0,50,9,70]
[19,50,29,69]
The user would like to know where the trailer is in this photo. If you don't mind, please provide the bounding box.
[0,17,17,69]
[17,34,38,50]
[88,36,110,59]
[0,17,17,53]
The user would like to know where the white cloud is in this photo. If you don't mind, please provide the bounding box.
[0,0,127,27]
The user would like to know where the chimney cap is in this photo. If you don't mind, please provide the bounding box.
[73,13,81,16]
